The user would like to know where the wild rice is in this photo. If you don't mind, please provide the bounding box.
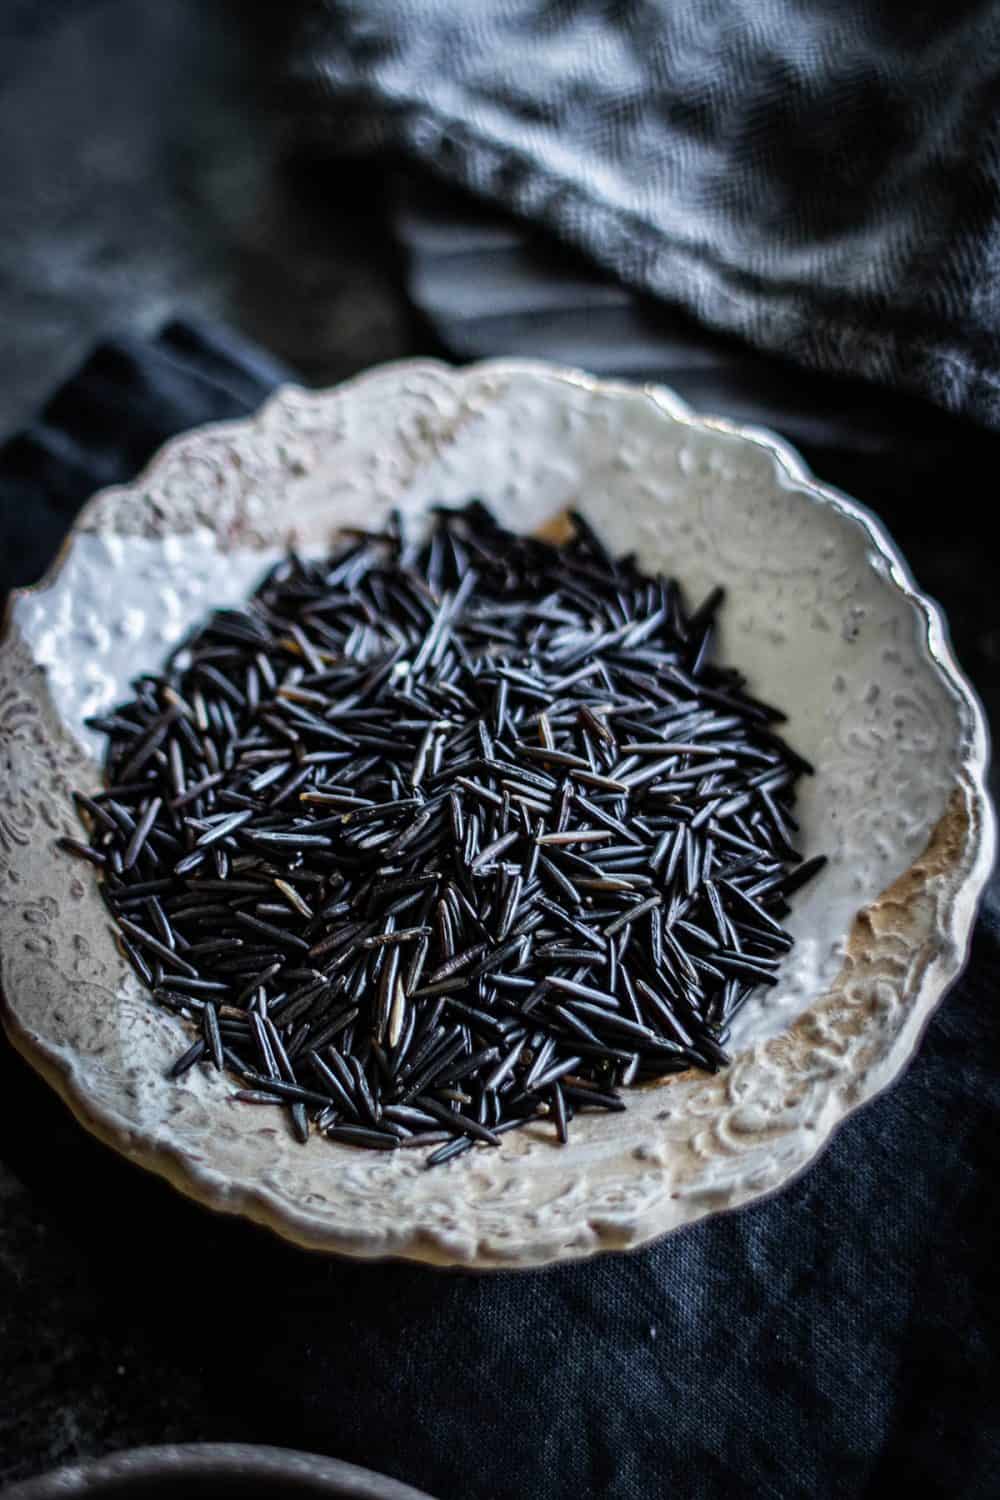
[67,503,824,1166]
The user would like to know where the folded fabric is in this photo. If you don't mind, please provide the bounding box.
[0,317,998,1499]
[0,319,291,601]
[282,0,1000,430]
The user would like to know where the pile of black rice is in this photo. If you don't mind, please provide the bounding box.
[62,503,824,1167]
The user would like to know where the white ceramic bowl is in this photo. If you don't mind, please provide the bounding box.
[0,358,992,1268]
[1,1443,437,1499]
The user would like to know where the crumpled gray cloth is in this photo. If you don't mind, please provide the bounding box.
[282,0,1000,429]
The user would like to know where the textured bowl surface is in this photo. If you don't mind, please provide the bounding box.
[0,358,992,1269]
[1,1443,437,1499]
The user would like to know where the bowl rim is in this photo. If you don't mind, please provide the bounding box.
[0,355,994,1270]
[0,1442,438,1499]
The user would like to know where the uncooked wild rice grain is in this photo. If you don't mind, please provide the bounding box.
[66,502,824,1165]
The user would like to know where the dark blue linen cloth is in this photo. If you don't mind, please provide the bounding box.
[0,313,997,1499]
[283,0,1000,432]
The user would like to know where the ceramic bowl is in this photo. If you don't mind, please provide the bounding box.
[1,1443,436,1499]
[0,358,992,1269]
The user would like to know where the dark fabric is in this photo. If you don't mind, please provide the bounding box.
[1,315,998,1499]
[282,0,1000,431]
[0,320,291,601]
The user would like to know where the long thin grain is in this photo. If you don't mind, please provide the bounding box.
[69,503,824,1165]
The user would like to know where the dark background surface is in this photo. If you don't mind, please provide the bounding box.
[0,0,410,440]
[1,4,999,1497]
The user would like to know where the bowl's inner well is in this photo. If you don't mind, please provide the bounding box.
[14,400,962,1052]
